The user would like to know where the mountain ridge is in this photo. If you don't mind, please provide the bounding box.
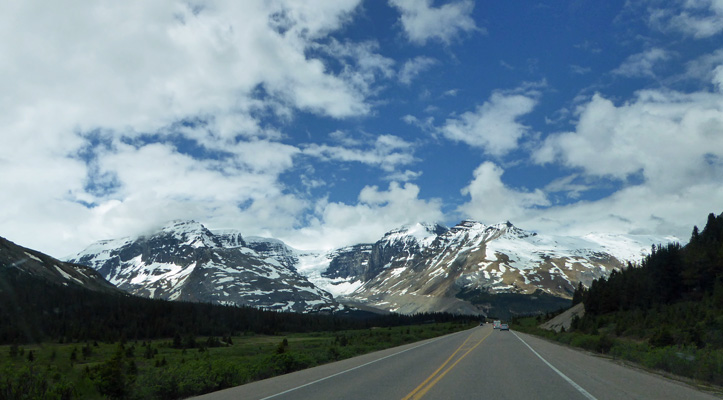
[67,220,338,312]
[66,219,677,316]
[1,236,118,294]
[293,220,676,314]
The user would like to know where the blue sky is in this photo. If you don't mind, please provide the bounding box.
[1,0,722,257]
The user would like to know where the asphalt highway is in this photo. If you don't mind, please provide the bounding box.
[192,325,721,400]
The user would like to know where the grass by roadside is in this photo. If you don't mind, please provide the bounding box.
[512,316,723,391]
[0,321,475,399]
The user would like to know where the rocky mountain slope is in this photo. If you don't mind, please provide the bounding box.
[67,219,676,316]
[293,221,676,315]
[67,220,337,312]
[0,236,117,293]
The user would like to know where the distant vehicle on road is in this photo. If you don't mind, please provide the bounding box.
[499,323,509,331]
[493,320,501,329]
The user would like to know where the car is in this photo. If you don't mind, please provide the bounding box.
[499,323,509,331]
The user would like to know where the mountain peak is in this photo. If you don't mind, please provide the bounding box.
[67,222,338,312]
[380,222,448,247]
[160,219,206,234]
[158,220,218,248]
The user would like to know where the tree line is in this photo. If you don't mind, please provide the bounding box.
[571,211,723,348]
[0,267,475,345]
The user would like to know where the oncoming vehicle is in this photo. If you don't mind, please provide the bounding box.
[493,320,501,329]
[499,323,509,331]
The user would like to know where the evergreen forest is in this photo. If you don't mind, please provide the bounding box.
[0,266,473,345]
[575,212,723,345]
[551,211,723,385]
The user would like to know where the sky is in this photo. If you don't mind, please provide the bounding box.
[1,0,722,258]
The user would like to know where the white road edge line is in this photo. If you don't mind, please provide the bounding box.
[512,331,598,400]
[259,329,467,400]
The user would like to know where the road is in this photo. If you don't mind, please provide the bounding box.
[192,325,721,400]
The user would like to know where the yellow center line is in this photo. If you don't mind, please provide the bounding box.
[401,333,475,400]
[402,328,492,400]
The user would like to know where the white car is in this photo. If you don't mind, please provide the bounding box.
[499,323,509,331]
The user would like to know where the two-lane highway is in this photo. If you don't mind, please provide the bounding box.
[193,325,720,400]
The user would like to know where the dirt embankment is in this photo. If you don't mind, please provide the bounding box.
[539,302,585,333]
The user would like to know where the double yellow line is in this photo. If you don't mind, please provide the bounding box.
[402,328,492,400]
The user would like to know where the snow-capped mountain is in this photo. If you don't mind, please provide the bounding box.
[293,221,677,315]
[67,220,337,312]
[65,219,676,316]
[1,236,117,293]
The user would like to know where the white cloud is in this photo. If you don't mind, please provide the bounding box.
[314,39,396,97]
[456,162,721,242]
[72,138,306,251]
[649,0,723,38]
[570,65,592,75]
[534,89,723,191]
[329,130,363,147]
[454,66,723,241]
[383,169,423,182]
[285,182,444,250]
[0,0,393,256]
[521,183,723,241]
[543,174,592,200]
[302,134,417,172]
[683,49,723,83]
[439,91,538,156]
[713,65,723,90]
[399,56,437,84]
[530,71,723,239]
[457,162,549,224]
[612,48,672,78]
[389,0,479,45]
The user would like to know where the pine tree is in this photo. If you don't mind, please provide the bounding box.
[572,282,586,306]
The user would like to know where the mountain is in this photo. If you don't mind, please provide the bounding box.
[67,220,337,313]
[293,221,676,316]
[1,233,445,345]
[0,235,117,293]
[66,219,675,318]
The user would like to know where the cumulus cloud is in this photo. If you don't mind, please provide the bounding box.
[534,89,723,191]
[439,91,538,156]
[521,182,723,241]
[530,71,723,239]
[285,182,444,250]
[0,0,395,256]
[399,56,437,84]
[457,162,549,224]
[612,48,672,78]
[543,174,593,200]
[72,137,306,253]
[302,134,417,172]
[648,0,723,38]
[389,0,479,45]
[683,49,723,83]
[314,39,396,96]
[454,65,723,241]
[383,169,423,182]
[713,65,723,90]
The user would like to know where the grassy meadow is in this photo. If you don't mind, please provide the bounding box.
[0,321,474,399]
